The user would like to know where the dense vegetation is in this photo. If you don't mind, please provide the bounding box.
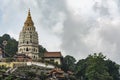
[0,34,119,80]
[0,34,18,57]
[38,45,47,57]
[1,53,119,80]
[62,53,120,80]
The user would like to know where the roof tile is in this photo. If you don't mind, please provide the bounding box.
[44,52,62,58]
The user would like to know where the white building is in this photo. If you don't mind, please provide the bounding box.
[18,10,39,59]
[17,10,63,65]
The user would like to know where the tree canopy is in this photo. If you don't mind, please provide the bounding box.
[61,53,120,80]
[0,34,18,57]
[61,55,76,72]
[74,53,120,80]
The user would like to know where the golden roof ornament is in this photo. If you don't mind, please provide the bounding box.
[24,9,34,27]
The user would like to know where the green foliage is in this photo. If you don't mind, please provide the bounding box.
[0,34,18,57]
[2,34,10,41]
[13,66,48,80]
[40,71,47,80]
[5,57,14,62]
[75,53,120,80]
[85,53,111,80]
[105,60,120,80]
[38,45,47,57]
[75,59,87,79]
[4,75,14,80]
[68,75,76,80]
[5,38,18,57]
[25,71,36,78]
[61,55,76,72]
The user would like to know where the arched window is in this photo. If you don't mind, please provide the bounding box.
[30,35,32,38]
[26,48,29,51]
[27,41,29,44]
[27,24,29,26]
[34,48,35,51]
[36,49,37,52]
[33,56,35,58]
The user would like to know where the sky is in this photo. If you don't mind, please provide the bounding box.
[0,0,120,64]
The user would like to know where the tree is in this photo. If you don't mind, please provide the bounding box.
[105,60,120,80]
[0,34,10,45]
[5,39,18,57]
[38,45,47,57]
[75,59,87,80]
[85,53,113,80]
[0,34,18,57]
[2,34,10,41]
[40,71,47,80]
[25,71,36,79]
[75,53,116,80]
[61,55,76,72]
[4,75,14,80]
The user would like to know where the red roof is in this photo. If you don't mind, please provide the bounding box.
[44,52,62,58]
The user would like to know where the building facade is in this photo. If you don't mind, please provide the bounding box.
[43,52,63,65]
[17,10,62,65]
[18,10,39,59]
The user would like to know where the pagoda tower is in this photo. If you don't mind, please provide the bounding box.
[18,9,39,59]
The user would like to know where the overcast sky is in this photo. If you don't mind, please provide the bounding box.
[0,0,120,64]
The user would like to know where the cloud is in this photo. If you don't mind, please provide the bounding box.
[60,0,120,64]
[0,0,120,64]
[0,0,66,51]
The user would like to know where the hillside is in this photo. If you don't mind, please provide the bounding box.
[0,34,47,57]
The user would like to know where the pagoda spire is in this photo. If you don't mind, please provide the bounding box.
[24,9,34,26]
[28,8,31,17]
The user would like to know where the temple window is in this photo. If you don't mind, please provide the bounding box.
[27,41,29,44]
[26,48,29,51]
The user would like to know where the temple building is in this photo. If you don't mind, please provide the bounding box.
[18,9,39,59]
[43,52,62,65]
[17,9,63,64]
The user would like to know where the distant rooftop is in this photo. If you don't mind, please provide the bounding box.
[44,52,62,58]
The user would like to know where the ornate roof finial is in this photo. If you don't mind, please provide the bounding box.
[24,9,34,27]
[28,8,31,17]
